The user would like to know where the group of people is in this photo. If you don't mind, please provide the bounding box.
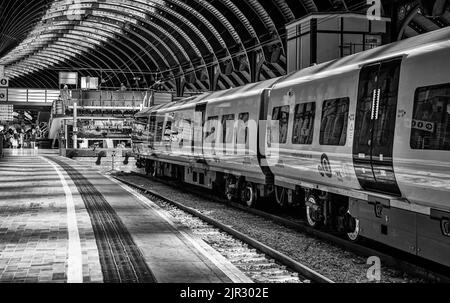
[0,126,38,152]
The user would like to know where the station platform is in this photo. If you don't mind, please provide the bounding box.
[0,149,251,283]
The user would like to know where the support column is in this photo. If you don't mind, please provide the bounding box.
[175,77,186,97]
[73,102,78,149]
[249,50,265,83]
[207,64,220,91]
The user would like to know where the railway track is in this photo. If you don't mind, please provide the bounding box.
[113,175,333,283]
[116,171,450,283]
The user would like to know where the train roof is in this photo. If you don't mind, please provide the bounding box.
[201,78,281,105]
[135,78,280,116]
[275,26,450,89]
[135,93,211,118]
[135,27,450,118]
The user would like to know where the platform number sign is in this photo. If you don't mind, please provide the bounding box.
[0,78,9,87]
[0,89,7,101]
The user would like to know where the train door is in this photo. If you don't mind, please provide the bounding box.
[353,58,402,196]
[149,112,157,148]
[193,103,206,157]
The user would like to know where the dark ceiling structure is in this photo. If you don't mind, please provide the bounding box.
[0,0,449,93]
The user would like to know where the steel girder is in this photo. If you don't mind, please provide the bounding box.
[3,0,447,92]
[2,0,312,91]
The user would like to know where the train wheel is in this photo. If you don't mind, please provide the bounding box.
[145,161,152,175]
[241,182,257,208]
[305,194,323,228]
[225,177,237,202]
[275,186,288,207]
[345,213,361,242]
[149,162,157,177]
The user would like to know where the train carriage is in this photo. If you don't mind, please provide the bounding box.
[133,27,450,267]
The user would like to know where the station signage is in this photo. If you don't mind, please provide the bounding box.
[59,72,78,86]
[0,77,9,87]
[365,35,382,49]
[81,76,99,90]
[0,88,7,101]
[0,104,13,122]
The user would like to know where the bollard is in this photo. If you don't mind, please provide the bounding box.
[123,151,132,165]
[67,150,77,159]
[95,151,106,166]
[111,150,116,171]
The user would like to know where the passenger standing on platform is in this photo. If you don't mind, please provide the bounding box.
[62,84,70,103]
[120,83,127,91]
[30,129,37,150]
[19,130,24,149]
[0,128,4,158]
[10,133,18,149]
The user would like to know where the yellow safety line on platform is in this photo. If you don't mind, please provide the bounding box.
[42,157,83,283]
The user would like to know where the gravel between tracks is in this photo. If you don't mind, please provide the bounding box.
[117,173,424,283]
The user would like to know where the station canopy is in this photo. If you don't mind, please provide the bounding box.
[1,0,449,92]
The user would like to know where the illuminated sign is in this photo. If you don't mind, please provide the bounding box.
[59,72,79,86]
[0,78,9,87]
[0,104,13,121]
[81,77,99,90]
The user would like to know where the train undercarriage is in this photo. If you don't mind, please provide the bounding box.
[136,156,450,267]
[136,157,361,242]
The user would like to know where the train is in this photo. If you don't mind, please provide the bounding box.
[132,27,450,267]
[49,116,133,149]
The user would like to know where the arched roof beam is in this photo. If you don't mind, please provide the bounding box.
[0,1,47,48]
[43,8,180,80]
[43,2,186,72]
[6,24,142,83]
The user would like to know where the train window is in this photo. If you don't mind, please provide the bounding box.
[221,114,235,144]
[149,115,156,142]
[155,116,165,142]
[236,112,249,145]
[320,98,349,146]
[163,119,172,142]
[411,84,450,151]
[204,116,218,144]
[292,102,316,145]
[175,118,192,147]
[272,106,290,144]
[132,117,149,142]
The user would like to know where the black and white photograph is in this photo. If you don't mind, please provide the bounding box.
[0,0,449,297]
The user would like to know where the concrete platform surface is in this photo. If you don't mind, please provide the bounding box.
[0,149,250,283]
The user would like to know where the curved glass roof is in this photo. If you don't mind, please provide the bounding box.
[1,0,449,91]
